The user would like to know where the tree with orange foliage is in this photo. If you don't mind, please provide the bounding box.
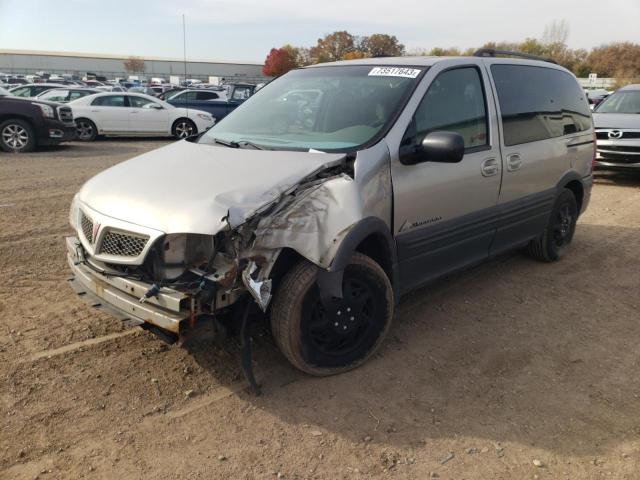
[342,51,368,60]
[263,47,298,77]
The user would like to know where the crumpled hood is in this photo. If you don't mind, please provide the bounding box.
[78,140,346,234]
[593,113,640,129]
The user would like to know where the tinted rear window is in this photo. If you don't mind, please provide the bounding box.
[491,65,591,146]
[92,95,126,107]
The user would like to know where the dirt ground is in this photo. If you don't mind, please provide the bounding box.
[1,139,639,480]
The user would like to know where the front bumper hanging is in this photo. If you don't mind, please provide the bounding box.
[66,236,189,334]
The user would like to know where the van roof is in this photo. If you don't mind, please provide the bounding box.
[306,56,565,70]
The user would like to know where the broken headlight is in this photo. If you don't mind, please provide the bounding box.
[156,233,215,281]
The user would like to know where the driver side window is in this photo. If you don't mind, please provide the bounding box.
[403,67,488,150]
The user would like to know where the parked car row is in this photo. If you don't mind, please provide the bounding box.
[0,87,215,152]
[163,83,257,122]
[0,89,75,152]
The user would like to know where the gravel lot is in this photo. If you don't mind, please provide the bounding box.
[1,139,639,480]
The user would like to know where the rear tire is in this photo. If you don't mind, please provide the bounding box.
[75,118,97,141]
[0,119,36,153]
[172,118,197,139]
[528,188,578,262]
[270,253,393,376]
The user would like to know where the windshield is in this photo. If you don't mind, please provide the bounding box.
[10,86,32,97]
[200,65,424,151]
[595,91,640,114]
[165,90,183,100]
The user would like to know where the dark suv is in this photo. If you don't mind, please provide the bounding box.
[0,91,76,152]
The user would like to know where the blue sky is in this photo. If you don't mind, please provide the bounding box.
[1,0,639,63]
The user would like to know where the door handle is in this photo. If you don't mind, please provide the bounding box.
[131,111,139,114]
[481,157,499,177]
[506,153,522,172]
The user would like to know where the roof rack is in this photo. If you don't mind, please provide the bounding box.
[473,48,556,64]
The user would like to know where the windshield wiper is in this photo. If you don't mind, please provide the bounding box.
[213,138,239,148]
[236,140,265,150]
[212,138,266,150]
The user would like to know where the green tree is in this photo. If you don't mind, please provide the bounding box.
[310,31,355,63]
[519,38,547,57]
[361,34,405,57]
[428,47,461,56]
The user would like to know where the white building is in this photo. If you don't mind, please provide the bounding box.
[0,49,267,83]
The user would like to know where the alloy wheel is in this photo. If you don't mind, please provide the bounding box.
[1,124,29,150]
[76,121,94,140]
[175,121,194,138]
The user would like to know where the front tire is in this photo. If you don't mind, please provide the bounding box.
[528,188,578,262]
[0,119,35,153]
[172,118,197,139]
[270,253,394,376]
[75,118,97,141]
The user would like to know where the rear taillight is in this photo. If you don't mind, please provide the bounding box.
[591,130,597,173]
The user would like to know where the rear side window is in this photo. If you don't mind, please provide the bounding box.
[34,87,52,95]
[39,89,70,102]
[69,90,89,101]
[129,96,156,108]
[403,67,488,149]
[491,65,591,146]
[92,95,126,107]
[181,91,199,101]
[197,91,219,100]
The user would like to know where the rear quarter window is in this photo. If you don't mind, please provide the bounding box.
[491,65,591,146]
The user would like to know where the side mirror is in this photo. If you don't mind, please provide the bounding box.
[149,103,163,110]
[401,131,465,165]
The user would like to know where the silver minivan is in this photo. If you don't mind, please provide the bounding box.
[66,51,594,387]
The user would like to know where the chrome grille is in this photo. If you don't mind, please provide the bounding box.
[58,106,73,124]
[598,145,640,154]
[596,131,640,140]
[99,230,148,257]
[80,211,94,243]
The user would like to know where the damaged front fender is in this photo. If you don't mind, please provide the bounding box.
[252,174,363,269]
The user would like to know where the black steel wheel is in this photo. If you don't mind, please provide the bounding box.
[528,188,578,262]
[270,253,393,376]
